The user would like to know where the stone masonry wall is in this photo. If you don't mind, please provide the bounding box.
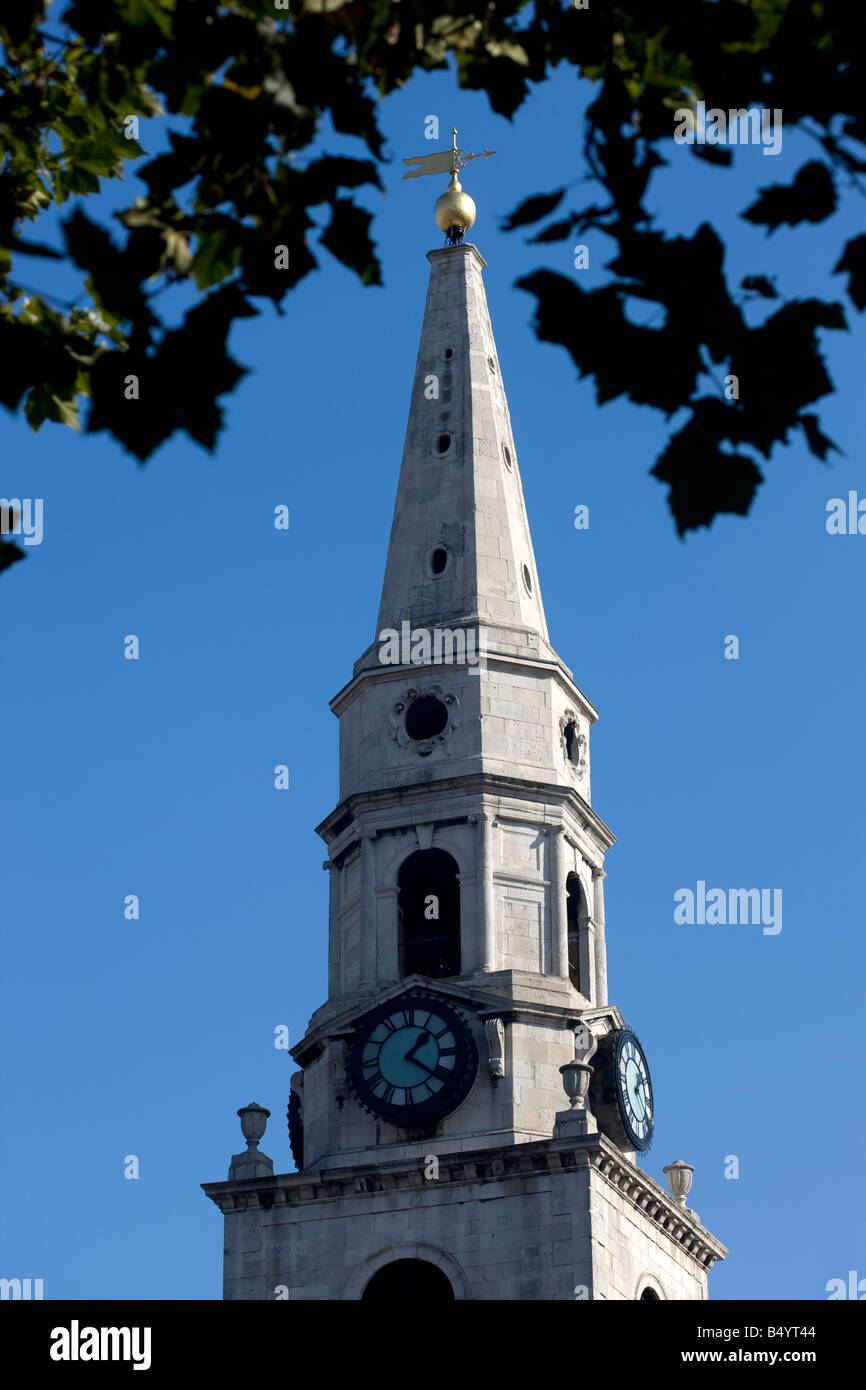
[220,1157,710,1301]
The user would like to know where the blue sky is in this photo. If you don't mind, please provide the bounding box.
[2,54,864,1301]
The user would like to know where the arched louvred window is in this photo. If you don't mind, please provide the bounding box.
[398,849,460,979]
[362,1259,455,1301]
[566,873,588,996]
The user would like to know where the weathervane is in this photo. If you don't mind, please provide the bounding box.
[403,128,496,246]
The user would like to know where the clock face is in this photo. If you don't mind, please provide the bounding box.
[348,995,477,1126]
[614,1029,654,1151]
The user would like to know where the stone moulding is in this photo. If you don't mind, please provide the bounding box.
[591,1152,725,1269]
[202,1133,727,1273]
[314,769,616,858]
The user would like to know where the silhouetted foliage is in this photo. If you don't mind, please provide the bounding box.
[1,0,863,560]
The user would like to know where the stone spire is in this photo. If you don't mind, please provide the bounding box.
[339,239,595,806]
[373,243,552,662]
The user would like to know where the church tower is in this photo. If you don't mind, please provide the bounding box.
[203,141,727,1300]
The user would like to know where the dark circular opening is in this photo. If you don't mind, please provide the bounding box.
[522,564,533,594]
[405,695,449,741]
[487,355,496,373]
[443,347,454,360]
[431,547,448,575]
[503,444,512,469]
[435,433,451,455]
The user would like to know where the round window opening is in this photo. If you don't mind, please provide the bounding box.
[443,347,454,360]
[487,355,496,374]
[405,695,449,741]
[434,433,451,456]
[522,563,533,594]
[503,444,512,470]
[430,547,449,576]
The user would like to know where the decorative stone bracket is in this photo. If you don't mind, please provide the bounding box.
[484,1017,506,1082]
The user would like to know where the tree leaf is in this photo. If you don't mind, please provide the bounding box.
[192,219,247,291]
[652,417,764,536]
[833,234,866,312]
[528,218,575,244]
[501,190,565,232]
[0,537,26,574]
[743,161,837,233]
[319,199,381,286]
[24,386,80,432]
[740,275,778,299]
[799,413,840,461]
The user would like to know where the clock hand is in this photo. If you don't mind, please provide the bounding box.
[404,1054,435,1077]
[403,1030,431,1066]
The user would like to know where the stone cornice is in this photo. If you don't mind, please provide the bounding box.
[314,773,615,853]
[202,1132,726,1273]
[427,242,486,271]
[333,645,598,729]
[587,1142,727,1270]
[292,973,614,1066]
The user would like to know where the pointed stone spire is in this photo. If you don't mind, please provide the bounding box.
[340,240,598,809]
[374,244,551,659]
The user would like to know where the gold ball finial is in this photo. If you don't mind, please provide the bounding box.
[401,126,494,244]
[434,172,477,236]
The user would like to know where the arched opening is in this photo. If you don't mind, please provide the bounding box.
[398,849,460,979]
[362,1258,455,1301]
[640,1287,661,1300]
[566,873,588,996]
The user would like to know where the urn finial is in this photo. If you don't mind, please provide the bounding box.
[663,1159,695,1209]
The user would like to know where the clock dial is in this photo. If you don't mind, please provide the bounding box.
[614,1029,654,1151]
[587,1026,655,1153]
[348,995,477,1125]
